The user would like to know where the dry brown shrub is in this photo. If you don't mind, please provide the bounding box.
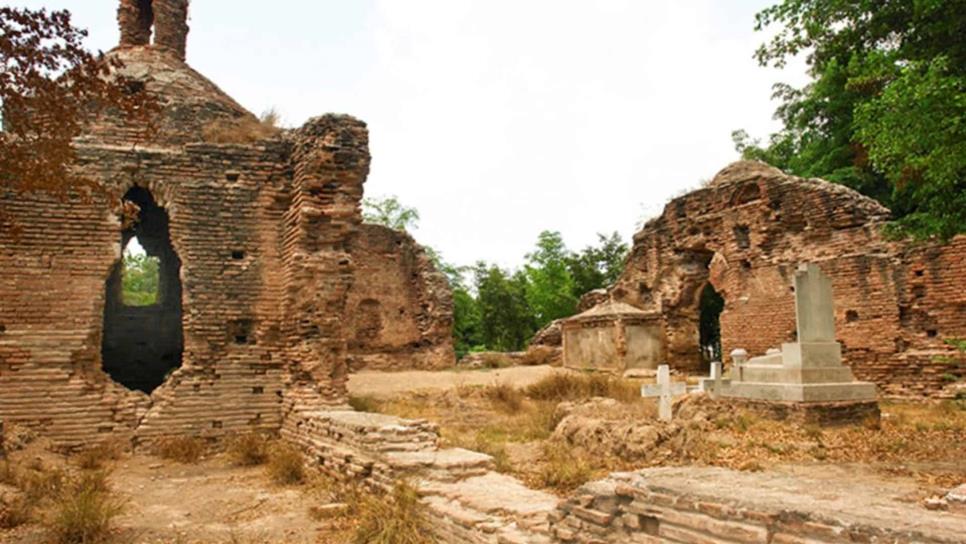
[348,395,381,413]
[202,108,282,144]
[534,443,593,493]
[482,383,523,413]
[267,442,305,485]
[227,433,271,467]
[47,470,124,544]
[154,436,207,464]
[351,481,433,544]
[524,371,639,403]
[519,346,559,366]
[0,494,33,529]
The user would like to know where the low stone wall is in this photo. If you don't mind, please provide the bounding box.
[551,468,964,543]
[281,408,557,543]
[282,408,964,544]
[721,398,881,426]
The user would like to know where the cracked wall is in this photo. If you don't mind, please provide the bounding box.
[610,161,966,397]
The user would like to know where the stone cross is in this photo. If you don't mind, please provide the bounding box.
[641,364,686,421]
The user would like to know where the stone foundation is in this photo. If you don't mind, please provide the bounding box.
[551,467,964,543]
[721,398,881,426]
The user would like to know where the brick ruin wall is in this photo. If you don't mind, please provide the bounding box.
[345,224,455,371]
[610,161,965,398]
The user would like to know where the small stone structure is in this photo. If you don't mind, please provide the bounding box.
[0,1,453,448]
[712,264,879,423]
[606,161,965,398]
[561,301,663,374]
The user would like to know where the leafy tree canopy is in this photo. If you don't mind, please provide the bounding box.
[362,195,420,231]
[0,7,157,203]
[736,0,965,240]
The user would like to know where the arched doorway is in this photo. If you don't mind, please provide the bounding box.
[101,186,183,393]
[698,282,724,364]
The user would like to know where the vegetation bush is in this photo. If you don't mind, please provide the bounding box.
[73,441,123,471]
[534,443,592,493]
[352,482,434,544]
[48,471,124,544]
[154,436,207,464]
[0,494,33,529]
[267,443,305,485]
[524,372,639,403]
[202,109,282,144]
[227,433,271,467]
[348,395,380,413]
[482,383,523,413]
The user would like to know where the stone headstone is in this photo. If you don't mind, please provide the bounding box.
[794,263,836,343]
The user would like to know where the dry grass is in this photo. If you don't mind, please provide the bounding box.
[519,346,559,366]
[482,382,524,413]
[351,481,434,544]
[202,108,282,144]
[348,395,380,413]
[72,441,123,471]
[533,443,593,493]
[524,371,640,403]
[227,433,271,467]
[267,442,305,485]
[154,436,207,464]
[47,470,125,544]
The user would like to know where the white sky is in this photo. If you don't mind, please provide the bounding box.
[21,1,808,268]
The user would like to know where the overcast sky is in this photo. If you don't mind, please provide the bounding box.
[21,1,808,268]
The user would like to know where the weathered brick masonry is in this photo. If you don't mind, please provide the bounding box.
[610,161,965,397]
[0,3,453,447]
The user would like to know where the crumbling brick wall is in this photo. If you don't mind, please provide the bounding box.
[0,5,453,446]
[118,0,189,60]
[345,225,455,371]
[611,161,965,398]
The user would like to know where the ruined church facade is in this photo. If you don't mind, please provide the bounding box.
[0,0,453,448]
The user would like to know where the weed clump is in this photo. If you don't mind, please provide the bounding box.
[534,443,593,493]
[202,108,282,144]
[267,443,305,485]
[525,372,639,403]
[482,383,523,413]
[154,436,207,464]
[352,482,434,544]
[48,471,124,544]
[348,395,380,413]
[227,433,270,467]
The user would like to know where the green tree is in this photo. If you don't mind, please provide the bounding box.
[475,263,535,351]
[524,231,577,327]
[737,0,966,239]
[566,232,628,298]
[426,247,483,358]
[362,195,420,231]
[122,252,159,306]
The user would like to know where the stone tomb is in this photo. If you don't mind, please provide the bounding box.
[713,263,878,422]
[561,301,663,375]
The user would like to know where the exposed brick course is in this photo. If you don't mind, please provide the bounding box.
[610,161,965,398]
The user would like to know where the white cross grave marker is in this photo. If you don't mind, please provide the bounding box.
[641,364,686,422]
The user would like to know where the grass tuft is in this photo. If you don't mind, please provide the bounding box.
[154,436,207,464]
[48,470,124,544]
[482,383,524,413]
[352,481,434,544]
[534,443,593,493]
[524,371,640,403]
[267,443,305,485]
[227,433,270,467]
[348,395,381,413]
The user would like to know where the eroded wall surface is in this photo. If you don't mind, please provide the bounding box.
[345,225,455,371]
[611,161,965,397]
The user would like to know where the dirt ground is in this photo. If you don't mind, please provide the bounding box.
[352,369,966,499]
[0,449,353,544]
[347,365,561,397]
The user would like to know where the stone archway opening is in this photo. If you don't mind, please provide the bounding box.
[698,282,724,365]
[101,186,183,393]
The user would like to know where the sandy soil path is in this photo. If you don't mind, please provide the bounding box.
[347,365,562,398]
